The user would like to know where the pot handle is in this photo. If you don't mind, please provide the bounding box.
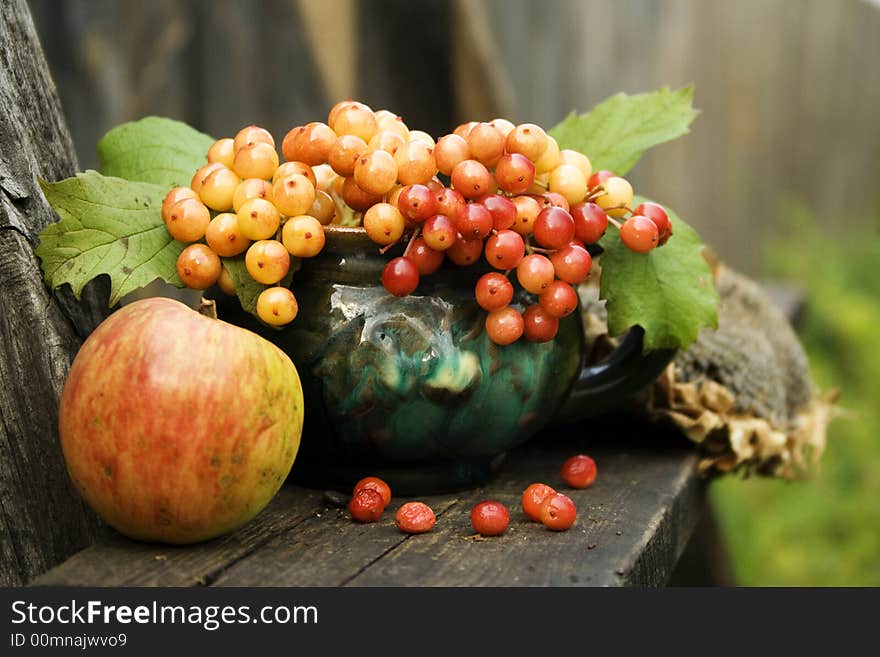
[553,326,676,424]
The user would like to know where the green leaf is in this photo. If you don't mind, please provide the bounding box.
[549,85,699,175]
[97,117,215,188]
[36,171,185,305]
[222,255,300,318]
[598,197,718,351]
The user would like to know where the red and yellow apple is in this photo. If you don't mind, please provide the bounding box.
[58,297,303,544]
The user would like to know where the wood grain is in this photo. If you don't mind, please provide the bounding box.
[0,0,108,586]
[34,486,326,587]
[345,435,703,587]
[35,423,704,587]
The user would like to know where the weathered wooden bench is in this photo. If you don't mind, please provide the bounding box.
[34,422,705,587]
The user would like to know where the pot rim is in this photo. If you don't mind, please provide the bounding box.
[320,224,404,257]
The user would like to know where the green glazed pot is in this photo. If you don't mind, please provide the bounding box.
[216,226,672,493]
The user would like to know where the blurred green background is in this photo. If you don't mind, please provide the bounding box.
[28,0,880,585]
[711,199,880,586]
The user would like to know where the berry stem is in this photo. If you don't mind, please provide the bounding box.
[531,178,549,190]
[603,204,631,215]
[404,227,422,253]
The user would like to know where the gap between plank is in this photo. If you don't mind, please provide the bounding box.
[201,512,319,586]
[336,500,460,587]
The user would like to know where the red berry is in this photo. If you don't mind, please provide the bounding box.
[353,476,392,508]
[495,153,536,194]
[538,280,578,318]
[397,184,437,222]
[560,454,597,489]
[435,187,466,218]
[516,253,555,294]
[426,177,444,193]
[538,191,570,212]
[522,483,556,522]
[633,201,672,245]
[446,234,484,266]
[550,244,592,284]
[455,202,493,240]
[522,304,560,342]
[485,306,524,345]
[395,502,436,534]
[475,272,514,311]
[422,214,458,251]
[619,215,659,253]
[404,237,445,275]
[539,493,577,531]
[349,488,384,523]
[533,206,575,249]
[588,169,614,190]
[570,202,608,244]
[484,229,525,270]
[451,159,493,199]
[382,257,420,296]
[479,194,517,231]
[470,500,510,536]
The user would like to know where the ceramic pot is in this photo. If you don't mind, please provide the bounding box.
[216,226,672,493]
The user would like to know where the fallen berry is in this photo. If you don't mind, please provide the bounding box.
[353,476,392,509]
[522,483,556,522]
[561,454,597,489]
[470,500,510,536]
[348,488,384,523]
[540,493,577,531]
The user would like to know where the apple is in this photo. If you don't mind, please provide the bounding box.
[58,297,304,544]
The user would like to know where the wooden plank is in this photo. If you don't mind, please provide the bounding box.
[35,422,704,587]
[0,0,110,586]
[211,498,459,587]
[190,0,327,141]
[357,0,455,137]
[345,429,703,587]
[33,486,325,587]
[296,0,356,103]
[451,0,517,122]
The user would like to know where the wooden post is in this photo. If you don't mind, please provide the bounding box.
[0,0,108,585]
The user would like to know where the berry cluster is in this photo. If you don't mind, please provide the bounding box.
[162,101,672,343]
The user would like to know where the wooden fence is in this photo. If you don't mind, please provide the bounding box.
[28,0,880,273]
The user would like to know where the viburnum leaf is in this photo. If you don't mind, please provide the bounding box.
[36,171,184,305]
[549,85,699,175]
[598,197,718,351]
[222,255,300,318]
[97,116,215,188]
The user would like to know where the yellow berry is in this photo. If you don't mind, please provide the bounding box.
[256,287,298,326]
[245,240,290,285]
[282,215,326,258]
[237,197,281,241]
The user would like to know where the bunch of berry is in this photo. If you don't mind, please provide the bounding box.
[162,101,672,343]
